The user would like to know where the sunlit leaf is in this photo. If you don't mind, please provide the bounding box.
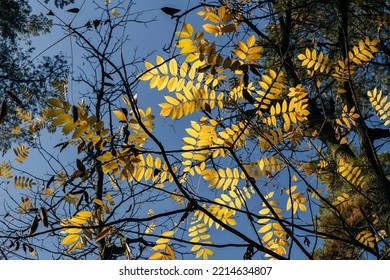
[62,234,79,245]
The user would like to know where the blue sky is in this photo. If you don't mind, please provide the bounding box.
[29,0,202,148]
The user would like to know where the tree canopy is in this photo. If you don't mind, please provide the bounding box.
[0,0,68,154]
[0,0,389,260]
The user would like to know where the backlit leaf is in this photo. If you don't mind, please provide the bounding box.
[62,234,79,245]
[113,110,127,121]
[149,252,163,260]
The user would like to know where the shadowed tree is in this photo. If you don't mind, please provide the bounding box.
[0,0,68,154]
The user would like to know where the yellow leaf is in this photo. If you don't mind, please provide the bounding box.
[77,211,92,218]
[182,152,193,159]
[299,203,307,212]
[186,127,199,138]
[258,223,272,233]
[248,46,263,55]
[214,198,225,205]
[138,72,154,81]
[292,202,298,214]
[176,31,190,39]
[238,40,248,52]
[93,198,104,206]
[144,62,158,76]
[217,6,226,18]
[191,244,202,251]
[305,48,311,58]
[156,76,168,90]
[286,185,297,194]
[159,103,173,117]
[111,8,119,17]
[165,95,181,106]
[152,244,167,251]
[307,60,315,68]
[149,252,163,260]
[156,56,168,75]
[165,245,176,260]
[259,208,270,215]
[311,49,317,60]
[195,248,204,258]
[156,237,170,244]
[200,234,211,240]
[62,234,79,245]
[64,228,83,234]
[72,125,88,139]
[150,75,160,89]
[68,217,86,228]
[203,248,215,257]
[177,39,193,49]
[247,35,256,47]
[262,231,273,242]
[281,100,288,113]
[203,23,220,34]
[52,114,73,126]
[286,199,292,211]
[227,218,236,226]
[272,223,284,231]
[66,241,81,253]
[103,193,111,203]
[283,114,291,131]
[206,12,221,24]
[47,98,63,108]
[180,45,199,57]
[183,23,193,36]
[297,54,306,60]
[183,137,197,145]
[263,74,273,85]
[340,137,348,144]
[162,231,175,237]
[113,110,127,121]
[221,194,231,202]
[61,121,77,135]
[190,236,200,243]
[275,102,281,114]
[234,48,247,59]
[169,59,178,76]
